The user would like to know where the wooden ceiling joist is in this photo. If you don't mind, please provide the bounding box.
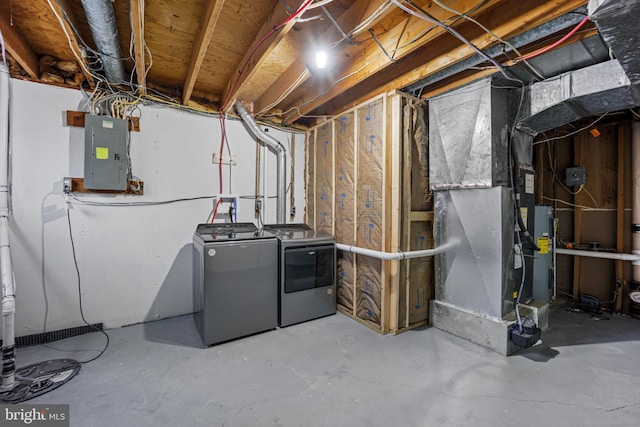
[182,0,226,104]
[253,0,393,116]
[46,0,94,86]
[414,28,599,102]
[0,9,38,78]
[220,0,303,112]
[130,0,147,94]
[283,0,588,124]
[281,0,501,124]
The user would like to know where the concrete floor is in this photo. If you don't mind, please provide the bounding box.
[16,305,640,427]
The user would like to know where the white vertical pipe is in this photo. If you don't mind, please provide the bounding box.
[0,64,16,389]
[632,121,640,282]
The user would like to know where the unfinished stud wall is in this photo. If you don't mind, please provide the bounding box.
[314,123,334,235]
[335,112,355,312]
[534,119,633,314]
[400,101,433,328]
[355,97,385,328]
[306,92,433,333]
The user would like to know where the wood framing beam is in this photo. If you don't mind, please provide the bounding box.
[130,0,147,94]
[182,0,226,104]
[47,0,94,86]
[220,0,303,111]
[0,9,38,78]
[284,0,587,124]
[281,0,501,123]
[409,28,598,102]
[253,0,393,115]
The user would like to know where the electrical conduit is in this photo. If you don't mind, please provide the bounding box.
[235,103,287,224]
[0,64,16,389]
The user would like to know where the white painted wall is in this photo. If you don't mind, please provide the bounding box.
[5,78,306,337]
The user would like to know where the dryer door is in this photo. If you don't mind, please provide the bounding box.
[283,244,335,293]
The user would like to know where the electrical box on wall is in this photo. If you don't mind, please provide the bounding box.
[565,166,586,187]
[84,115,127,190]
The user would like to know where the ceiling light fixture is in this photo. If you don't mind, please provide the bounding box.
[316,51,327,69]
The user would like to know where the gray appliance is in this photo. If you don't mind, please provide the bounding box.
[533,205,553,301]
[263,224,336,327]
[193,223,278,346]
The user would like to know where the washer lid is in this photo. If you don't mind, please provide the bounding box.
[263,223,334,242]
[195,223,273,242]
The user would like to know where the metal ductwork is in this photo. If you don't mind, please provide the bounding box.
[235,103,287,224]
[81,0,126,83]
[517,60,640,135]
[518,1,640,135]
[589,0,640,88]
[429,76,512,190]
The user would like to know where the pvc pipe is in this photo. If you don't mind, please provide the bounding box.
[632,121,640,281]
[236,103,287,224]
[0,64,16,389]
[556,248,640,264]
[336,239,459,261]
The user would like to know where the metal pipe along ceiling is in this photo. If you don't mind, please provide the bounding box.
[81,0,126,83]
[235,103,287,224]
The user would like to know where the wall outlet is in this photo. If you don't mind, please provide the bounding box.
[63,177,72,192]
[212,153,237,165]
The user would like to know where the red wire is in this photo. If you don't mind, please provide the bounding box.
[520,16,589,62]
[219,0,313,112]
[216,0,313,208]
[219,114,226,194]
[211,198,222,223]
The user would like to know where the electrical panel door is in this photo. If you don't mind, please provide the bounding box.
[84,115,127,190]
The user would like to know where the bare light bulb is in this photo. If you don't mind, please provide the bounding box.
[316,51,327,69]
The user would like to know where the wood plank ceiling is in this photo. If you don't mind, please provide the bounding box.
[0,0,591,127]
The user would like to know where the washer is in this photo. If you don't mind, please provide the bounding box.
[263,224,336,327]
[193,223,278,346]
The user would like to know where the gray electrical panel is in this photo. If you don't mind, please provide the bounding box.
[84,115,128,190]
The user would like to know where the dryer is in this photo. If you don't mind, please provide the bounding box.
[263,224,336,327]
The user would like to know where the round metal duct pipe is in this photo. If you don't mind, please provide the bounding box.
[235,103,287,224]
[81,0,126,83]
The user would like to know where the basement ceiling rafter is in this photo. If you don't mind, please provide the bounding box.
[283,0,586,124]
[0,0,600,128]
[0,8,38,78]
[46,0,94,86]
[220,0,307,111]
[278,0,502,123]
[253,0,394,115]
[130,0,147,94]
[182,0,227,104]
